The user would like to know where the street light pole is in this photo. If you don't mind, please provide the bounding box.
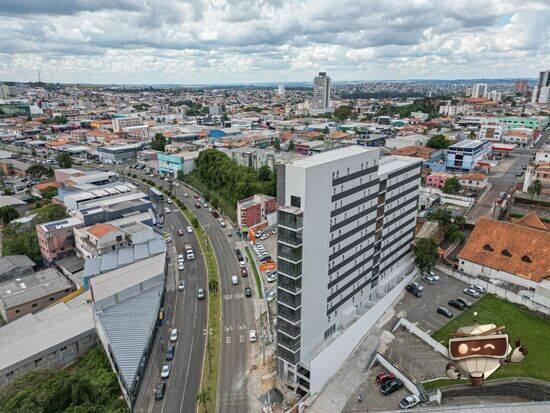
[203,328,213,373]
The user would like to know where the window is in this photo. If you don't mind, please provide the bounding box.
[15,309,19,314]
[324,324,336,340]
[291,196,301,208]
[501,248,512,257]
[521,255,532,263]
[483,244,494,252]
[49,297,55,302]
[32,303,38,308]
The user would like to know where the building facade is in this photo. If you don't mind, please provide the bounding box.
[237,194,277,229]
[98,143,144,164]
[311,72,331,115]
[275,146,421,395]
[36,218,83,264]
[112,116,142,133]
[479,122,507,141]
[533,69,550,103]
[471,83,488,98]
[446,139,490,172]
[157,152,198,177]
[497,116,549,130]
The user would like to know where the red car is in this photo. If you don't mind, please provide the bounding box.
[376,371,395,384]
[193,194,200,200]
[241,268,248,277]
[194,203,201,208]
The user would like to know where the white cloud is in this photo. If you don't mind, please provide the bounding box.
[0,0,548,83]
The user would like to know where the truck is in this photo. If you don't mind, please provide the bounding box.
[184,243,195,260]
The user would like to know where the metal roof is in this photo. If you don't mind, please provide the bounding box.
[96,282,162,391]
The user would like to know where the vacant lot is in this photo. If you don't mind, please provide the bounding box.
[432,294,550,382]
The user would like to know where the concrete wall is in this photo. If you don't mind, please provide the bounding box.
[392,318,448,357]
[371,352,420,396]
[457,259,537,289]
[308,266,416,394]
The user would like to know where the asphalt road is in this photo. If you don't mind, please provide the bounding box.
[123,168,257,413]
[132,181,208,413]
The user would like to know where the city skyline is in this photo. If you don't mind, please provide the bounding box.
[1,0,549,85]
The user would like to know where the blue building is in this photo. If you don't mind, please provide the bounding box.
[157,152,199,177]
[446,139,490,172]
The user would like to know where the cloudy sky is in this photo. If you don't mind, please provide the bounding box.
[0,0,549,85]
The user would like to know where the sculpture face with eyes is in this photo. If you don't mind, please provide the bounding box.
[449,335,508,359]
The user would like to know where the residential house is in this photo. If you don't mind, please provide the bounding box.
[458,172,489,189]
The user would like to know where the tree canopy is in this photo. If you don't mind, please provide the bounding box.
[333,105,353,122]
[528,179,542,200]
[27,164,54,179]
[151,132,167,151]
[441,177,461,194]
[414,238,440,273]
[0,206,19,225]
[426,134,451,149]
[57,153,73,168]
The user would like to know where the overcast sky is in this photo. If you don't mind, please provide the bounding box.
[0,0,549,85]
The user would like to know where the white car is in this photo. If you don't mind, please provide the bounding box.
[428,270,440,281]
[187,226,193,233]
[267,272,277,283]
[208,207,213,213]
[164,207,171,214]
[239,261,246,268]
[260,233,269,240]
[165,237,172,243]
[219,220,226,228]
[178,280,185,291]
[472,285,487,294]
[170,328,178,342]
[203,202,208,208]
[167,198,172,204]
[161,364,171,379]
[267,290,277,302]
[178,254,184,261]
[398,394,420,410]
[231,275,239,285]
[249,330,257,342]
[183,192,189,197]
[178,262,184,271]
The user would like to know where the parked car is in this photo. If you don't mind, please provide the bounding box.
[170,328,178,342]
[437,307,454,318]
[463,287,480,298]
[411,282,424,291]
[178,280,185,291]
[235,248,242,257]
[245,287,252,297]
[376,371,395,384]
[178,262,184,271]
[219,220,226,227]
[164,207,171,214]
[422,274,436,284]
[155,382,166,400]
[241,268,248,277]
[260,233,269,240]
[267,272,277,283]
[232,275,239,285]
[267,290,277,302]
[380,378,404,395]
[405,284,422,297]
[161,364,171,379]
[166,344,175,361]
[456,297,472,308]
[194,202,201,208]
[260,255,272,262]
[428,270,440,281]
[448,299,466,311]
[197,288,205,300]
[398,394,421,410]
[472,285,486,294]
[239,261,246,268]
[212,211,219,218]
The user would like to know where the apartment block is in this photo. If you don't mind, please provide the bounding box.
[36,217,83,264]
[275,146,422,395]
[445,139,490,172]
[479,122,508,141]
[112,116,142,133]
[237,194,277,229]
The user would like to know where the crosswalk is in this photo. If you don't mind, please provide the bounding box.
[219,392,249,407]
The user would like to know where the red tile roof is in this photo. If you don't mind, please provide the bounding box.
[88,223,119,238]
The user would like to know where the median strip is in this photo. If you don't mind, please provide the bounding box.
[245,246,264,299]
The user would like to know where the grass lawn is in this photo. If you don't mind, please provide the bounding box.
[245,246,263,298]
[432,294,550,382]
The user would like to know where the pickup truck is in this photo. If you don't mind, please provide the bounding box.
[184,243,195,260]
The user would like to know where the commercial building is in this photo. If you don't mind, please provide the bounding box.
[538,87,550,104]
[479,122,508,141]
[385,134,429,150]
[75,193,153,226]
[157,151,198,177]
[36,217,83,264]
[497,116,549,130]
[112,116,142,133]
[0,295,96,386]
[471,83,488,98]
[311,72,332,115]
[237,194,277,229]
[0,268,74,322]
[275,146,421,395]
[61,183,138,211]
[535,145,550,163]
[0,99,31,117]
[0,256,35,283]
[445,139,490,172]
[122,125,151,141]
[98,143,144,164]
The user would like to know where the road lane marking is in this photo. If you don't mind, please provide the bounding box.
[226,336,232,344]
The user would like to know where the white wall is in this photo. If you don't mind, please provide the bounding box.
[458,259,536,289]
[309,263,416,394]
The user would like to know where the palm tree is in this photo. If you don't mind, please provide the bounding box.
[528,179,543,200]
[208,279,218,295]
[196,388,212,412]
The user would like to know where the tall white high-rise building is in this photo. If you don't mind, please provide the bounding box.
[471,83,488,98]
[537,86,550,104]
[311,72,332,115]
[533,69,550,103]
[278,84,285,97]
[276,146,422,395]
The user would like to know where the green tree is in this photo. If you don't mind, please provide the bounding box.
[442,177,461,194]
[258,165,271,181]
[273,137,281,151]
[57,153,73,168]
[196,388,212,412]
[426,134,450,149]
[208,279,219,295]
[211,197,219,209]
[177,170,184,181]
[288,140,295,152]
[35,203,68,223]
[414,238,440,273]
[27,164,54,179]
[528,179,542,200]
[151,133,167,151]
[41,186,58,200]
[0,206,19,225]
[2,187,14,195]
[333,105,353,122]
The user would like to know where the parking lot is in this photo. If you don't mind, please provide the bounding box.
[248,227,278,300]
[389,269,480,335]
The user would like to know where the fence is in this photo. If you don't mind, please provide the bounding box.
[435,264,550,315]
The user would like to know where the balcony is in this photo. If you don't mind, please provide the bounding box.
[277,318,301,338]
[278,227,303,247]
[278,274,302,294]
[277,345,300,365]
[278,305,301,323]
[297,365,310,379]
[278,244,303,264]
[277,332,300,352]
[278,288,301,309]
[278,260,302,278]
[278,209,303,230]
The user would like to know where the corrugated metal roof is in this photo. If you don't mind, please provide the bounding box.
[97,283,162,390]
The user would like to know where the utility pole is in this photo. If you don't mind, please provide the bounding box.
[203,328,213,373]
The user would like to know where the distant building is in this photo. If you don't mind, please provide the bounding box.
[157,151,198,177]
[0,267,74,322]
[514,80,528,94]
[479,122,508,141]
[237,194,277,229]
[278,84,285,97]
[538,86,550,104]
[98,143,144,164]
[36,217,83,265]
[0,99,31,117]
[471,83,488,98]
[438,104,472,116]
[122,125,150,141]
[112,116,142,133]
[209,104,221,116]
[446,139,490,172]
[0,159,32,177]
[310,72,332,115]
[497,116,548,130]
[535,145,550,163]
[426,172,454,188]
[385,134,429,150]
[0,195,27,215]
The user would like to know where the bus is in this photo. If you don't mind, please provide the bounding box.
[149,187,164,203]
